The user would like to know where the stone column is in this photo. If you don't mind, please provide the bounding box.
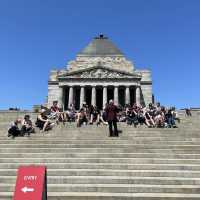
[91,86,96,106]
[114,86,119,105]
[103,86,107,108]
[68,86,74,108]
[58,87,63,108]
[136,86,141,106]
[125,86,130,105]
[80,86,85,108]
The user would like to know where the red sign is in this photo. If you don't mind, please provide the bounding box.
[13,166,47,200]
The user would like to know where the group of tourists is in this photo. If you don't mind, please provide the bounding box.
[7,101,62,138]
[8,115,35,138]
[74,100,180,137]
[123,102,179,128]
[7,100,180,138]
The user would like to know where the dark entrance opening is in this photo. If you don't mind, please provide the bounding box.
[85,87,92,106]
[130,86,136,106]
[119,87,125,107]
[74,87,80,110]
[107,87,114,103]
[96,87,103,110]
[64,87,69,110]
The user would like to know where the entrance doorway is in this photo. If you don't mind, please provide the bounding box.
[85,87,92,106]
[119,87,125,107]
[64,87,69,110]
[74,87,80,110]
[130,86,136,106]
[96,87,103,109]
[107,87,114,103]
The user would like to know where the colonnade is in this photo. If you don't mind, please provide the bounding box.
[59,85,141,110]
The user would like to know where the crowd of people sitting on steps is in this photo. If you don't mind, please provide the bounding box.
[8,100,180,138]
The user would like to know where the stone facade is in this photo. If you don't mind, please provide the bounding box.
[48,35,153,110]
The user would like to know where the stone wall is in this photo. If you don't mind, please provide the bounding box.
[139,70,152,106]
[67,56,134,73]
[0,111,38,122]
[140,84,152,106]
[48,84,62,107]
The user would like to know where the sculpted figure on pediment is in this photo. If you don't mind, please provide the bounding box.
[78,68,132,78]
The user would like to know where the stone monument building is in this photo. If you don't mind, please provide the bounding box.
[48,35,153,110]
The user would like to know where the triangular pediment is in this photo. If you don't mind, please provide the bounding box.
[58,66,141,79]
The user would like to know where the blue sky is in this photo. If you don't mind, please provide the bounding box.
[0,0,199,109]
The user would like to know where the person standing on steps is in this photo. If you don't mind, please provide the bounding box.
[105,99,119,137]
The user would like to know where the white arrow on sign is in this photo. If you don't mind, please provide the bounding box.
[21,186,34,193]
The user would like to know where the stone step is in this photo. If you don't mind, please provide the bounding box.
[2,183,200,193]
[2,175,200,185]
[1,148,200,154]
[1,152,200,159]
[2,127,200,132]
[1,146,200,154]
[2,141,200,145]
[1,157,200,164]
[2,129,200,134]
[5,125,199,130]
[3,136,200,141]
[55,129,200,133]
[1,123,199,128]
[2,137,200,143]
[1,169,200,177]
[4,129,199,134]
[1,163,200,171]
[2,123,196,128]
[1,124,198,129]
[1,191,200,200]
[6,130,199,135]
[1,137,200,142]
[2,143,200,148]
[3,131,200,136]
[2,136,200,142]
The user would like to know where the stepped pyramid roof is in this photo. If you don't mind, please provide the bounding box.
[78,34,124,56]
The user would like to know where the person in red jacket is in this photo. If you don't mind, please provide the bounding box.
[105,99,119,137]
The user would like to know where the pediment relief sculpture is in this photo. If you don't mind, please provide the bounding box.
[59,67,140,79]
[79,68,131,78]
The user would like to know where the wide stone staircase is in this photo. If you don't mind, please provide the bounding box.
[0,111,200,199]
